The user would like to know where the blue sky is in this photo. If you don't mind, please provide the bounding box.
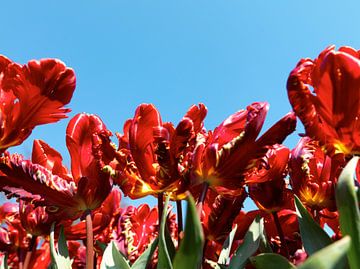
[2,1,360,207]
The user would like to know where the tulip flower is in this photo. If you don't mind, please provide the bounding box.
[289,137,342,211]
[65,189,122,240]
[191,102,296,196]
[201,188,246,242]
[114,204,177,263]
[0,55,75,153]
[114,103,207,199]
[0,113,115,219]
[246,144,293,212]
[287,45,360,156]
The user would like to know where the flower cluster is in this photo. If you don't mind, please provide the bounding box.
[0,45,359,268]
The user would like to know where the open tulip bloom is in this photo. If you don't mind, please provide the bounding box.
[0,46,360,269]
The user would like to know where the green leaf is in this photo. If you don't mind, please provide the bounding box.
[250,253,297,269]
[228,216,263,269]
[204,259,227,269]
[157,195,173,269]
[49,223,72,269]
[258,218,272,254]
[0,253,8,269]
[131,238,159,269]
[299,236,351,269]
[218,224,238,265]
[335,156,360,269]
[100,241,131,269]
[294,195,332,255]
[165,221,176,261]
[173,195,204,269]
[96,240,107,252]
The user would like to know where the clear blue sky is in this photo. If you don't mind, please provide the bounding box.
[2,1,360,206]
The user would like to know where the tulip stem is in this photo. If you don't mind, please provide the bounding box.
[176,200,183,241]
[272,211,289,258]
[85,209,94,269]
[158,193,164,228]
[23,235,37,269]
[18,248,25,269]
[312,209,320,223]
[196,182,209,217]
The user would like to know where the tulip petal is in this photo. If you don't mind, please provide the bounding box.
[32,140,72,181]
[129,104,162,181]
[0,154,78,215]
[0,59,75,151]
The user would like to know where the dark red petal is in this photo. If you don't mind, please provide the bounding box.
[170,118,194,159]
[0,55,12,73]
[287,59,329,143]
[203,188,246,242]
[246,144,290,184]
[66,113,113,181]
[315,50,360,151]
[117,119,132,149]
[0,154,78,216]
[66,113,114,210]
[211,108,247,148]
[288,46,360,155]
[0,58,76,151]
[129,104,161,181]
[32,140,72,181]
[184,103,207,133]
[65,189,121,240]
[215,102,269,178]
[256,112,297,147]
[289,137,339,210]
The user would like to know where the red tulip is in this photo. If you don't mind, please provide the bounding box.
[19,200,57,237]
[65,189,122,240]
[191,102,296,196]
[0,55,75,153]
[201,188,246,242]
[287,45,360,156]
[0,113,115,219]
[246,144,293,212]
[114,204,176,263]
[289,137,343,210]
[114,103,207,199]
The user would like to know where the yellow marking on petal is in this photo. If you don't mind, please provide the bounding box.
[122,218,137,256]
[299,187,327,208]
[332,141,352,155]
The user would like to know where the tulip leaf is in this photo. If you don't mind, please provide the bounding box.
[157,195,174,269]
[299,236,351,269]
[100,241,131,269]
[131,238,159,269]
[0,253,8,269]
[165,220,176,261]
[258,220,272,254]
[218,224,238,265]
[49,223,72,269]
[205,259,228,269]
[294,195,332,255]
[96,240,107,252]
[335,156,360,269]
[173,195,204,269]
[250,253,297,269]
[228,215,263,269]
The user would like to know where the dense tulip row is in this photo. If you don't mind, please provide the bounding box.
[0,45,359,268]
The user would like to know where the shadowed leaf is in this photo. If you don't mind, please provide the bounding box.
[294,195,332,255]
